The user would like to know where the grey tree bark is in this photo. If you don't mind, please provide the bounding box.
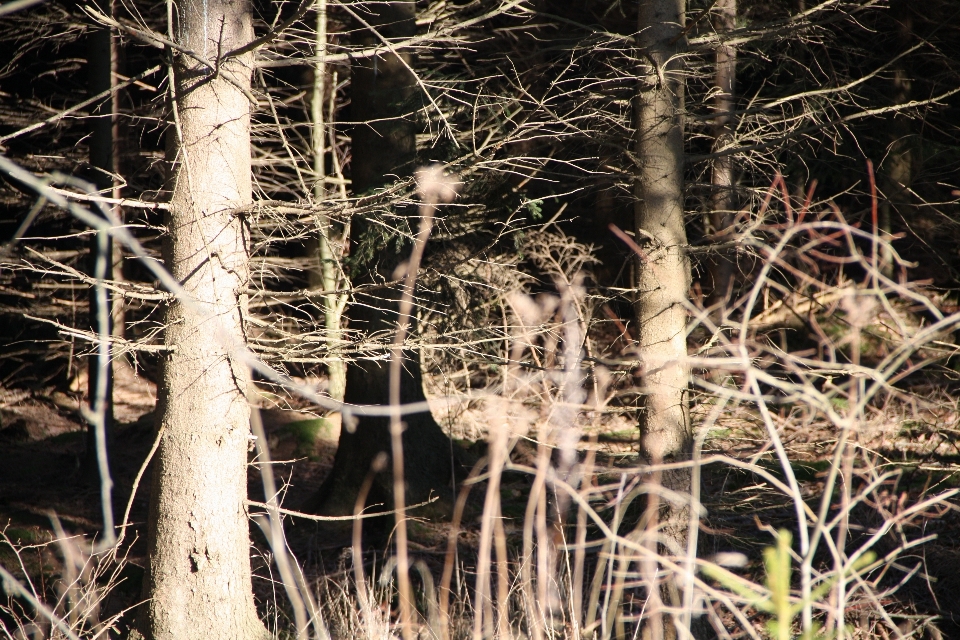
[141,1,267,638]
[633,1,705,638]
[634,0,691,469]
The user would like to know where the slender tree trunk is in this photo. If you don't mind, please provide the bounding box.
[311,0,346,401]
[307,1,456,530]
[635,0,690,468]
[84,0,115,488]
[879,0,912,279]
[142,1,266,638]
[634,1,701,638]
[707,0,737,307]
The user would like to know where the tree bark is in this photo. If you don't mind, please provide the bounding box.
[878,0,912,279]
[305,1,456,532]
[633,1,702,638]
[142,1,266,638]
[84,6,115,491]
[635,0,691,466]
[707,0,738,307]
[310,0,347,401]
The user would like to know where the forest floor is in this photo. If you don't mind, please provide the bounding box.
[1,360,960,639]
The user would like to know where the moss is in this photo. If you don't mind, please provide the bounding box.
[3,527,42,544]
[278,418,337,459]
[829,396,849,412]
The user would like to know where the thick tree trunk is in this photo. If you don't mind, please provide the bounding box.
[707,0,738,307]
[634,1,702,639]
[306,1,455,530]
[142,1,266,638]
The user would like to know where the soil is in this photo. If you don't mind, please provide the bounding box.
[2,361,960,639]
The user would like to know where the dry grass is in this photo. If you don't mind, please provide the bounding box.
[3,172,960,640]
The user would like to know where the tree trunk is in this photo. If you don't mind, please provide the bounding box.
[142,1,266,638]
[633,1,701,638]
[310,0,347,401]
[635,0,691,468]
[878,0,912,279]
[707,0,738,307]
[305,1,456,532]
[84,6,115,493]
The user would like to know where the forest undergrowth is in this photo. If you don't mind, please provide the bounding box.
[3,179,960,640]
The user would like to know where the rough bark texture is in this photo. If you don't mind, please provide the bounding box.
[707,0,738,307]
[635,0,691,465]
[142,1,266,638]
[634,2,705,638]
[305,1,456,534]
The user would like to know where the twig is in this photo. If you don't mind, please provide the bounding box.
[116,426,165,547]
[244,496,439,522]
[0,65,162,145]
[47,187,169,210]
[388,165,457,640]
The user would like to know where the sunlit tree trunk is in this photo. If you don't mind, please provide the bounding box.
[635,0,690,471]
[310,0,346,401]
[142,0,266,638]
[633,1,699,638]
